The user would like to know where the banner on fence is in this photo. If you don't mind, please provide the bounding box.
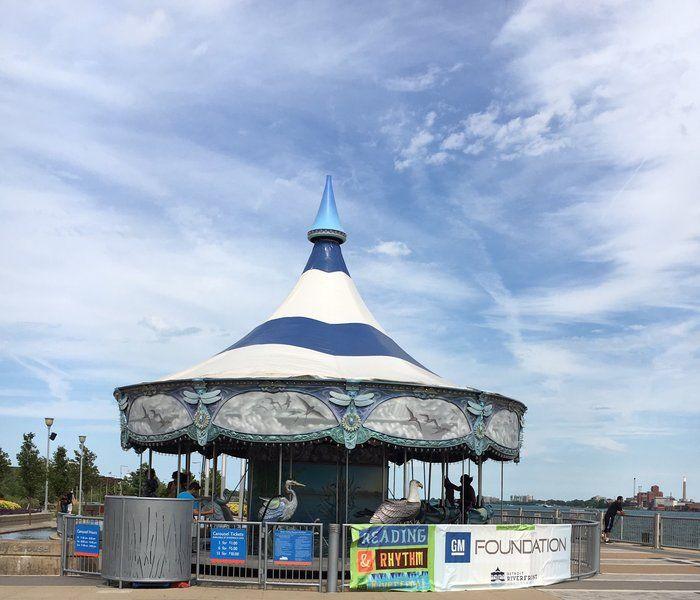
[349,525,434,591]
[74,523,100,558]
[273,529,313,566]
[211,527,247,565]
[432,524,571,591]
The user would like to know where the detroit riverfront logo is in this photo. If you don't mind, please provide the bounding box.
[444,531,471,563]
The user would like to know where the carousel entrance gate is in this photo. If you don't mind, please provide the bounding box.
[194,520,323,591]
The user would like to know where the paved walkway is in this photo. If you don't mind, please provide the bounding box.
[544,542,700,599]
[1,542,699,599]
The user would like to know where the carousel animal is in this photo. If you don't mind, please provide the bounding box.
[370,479,423,524]
[258,479,305,522]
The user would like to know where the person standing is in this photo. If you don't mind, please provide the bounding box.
[65,490,74,514]
[144,469,159,498]
[603,495,625,543]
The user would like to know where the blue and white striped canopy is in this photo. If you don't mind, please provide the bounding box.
[163,177,455,389]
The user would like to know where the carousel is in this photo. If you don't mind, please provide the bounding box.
[114,176,526,525]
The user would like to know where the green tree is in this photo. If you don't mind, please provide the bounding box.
[122,464,150,497]
[16,433,43,503]
[48,446,71,499]
[0,447,11,497]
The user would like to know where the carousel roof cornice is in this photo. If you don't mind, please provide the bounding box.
[115,176,526,462]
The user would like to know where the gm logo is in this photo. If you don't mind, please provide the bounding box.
[445,532,471,563]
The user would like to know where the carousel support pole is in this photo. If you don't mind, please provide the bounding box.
[381,447,387,501]
[212,445,217,503]
[238,458,246,521]
[246,459,254,521]
[392,458,396,499]
[500,460,504,521]
[477,460,483,507]
[403,449,409,498]
[176,443,182,496]
[422,461,426,500]
[289,447,293,479]
[185,452,191,487]
[440,458,445,506]
[427,462,432,502]
[138,451,143,497]
[344,450,349,523]
[461,455,466,524]
[220,454,227,497]
[277,446,283,495]
[201,454,208,496]
[335,456,340,522]
[148,449,153,474]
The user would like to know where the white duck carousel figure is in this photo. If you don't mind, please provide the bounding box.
[370,479,423,524]
[258,479,305,522]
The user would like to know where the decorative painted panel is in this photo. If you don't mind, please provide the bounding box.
[363,397,470,441]
[127,394,192,435]
[485,409,520,449]
[213,391,338,435]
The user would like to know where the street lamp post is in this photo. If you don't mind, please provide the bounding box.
[78,435,86,515]
[44,417,54,513]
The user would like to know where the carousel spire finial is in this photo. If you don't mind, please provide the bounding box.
[307,175,347,244]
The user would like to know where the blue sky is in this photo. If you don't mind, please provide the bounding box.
[1,1,698,501]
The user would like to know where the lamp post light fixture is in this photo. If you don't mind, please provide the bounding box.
[44,417,54,513]
[78,435,86,515]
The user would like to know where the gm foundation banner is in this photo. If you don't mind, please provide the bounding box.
[349,523,571,592]
[349,525,435,591]
[433,524,572,591]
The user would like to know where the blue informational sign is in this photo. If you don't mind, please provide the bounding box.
[74,523,100,557]
[210,527,247,565]
[273,529,313,566]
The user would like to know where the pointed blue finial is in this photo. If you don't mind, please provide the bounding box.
[307,175,347,244]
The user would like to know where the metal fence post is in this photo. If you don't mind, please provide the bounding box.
[327,524,339,592]
[654,513,661,549]
[554,508,561,524]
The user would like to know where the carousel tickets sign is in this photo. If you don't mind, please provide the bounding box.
[350,525,435,591]
[349,523,571,592]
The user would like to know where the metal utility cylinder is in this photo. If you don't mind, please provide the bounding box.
[102,496,193,585]
[327,523,340,592]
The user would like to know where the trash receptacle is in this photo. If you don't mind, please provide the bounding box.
[101,496,193,586]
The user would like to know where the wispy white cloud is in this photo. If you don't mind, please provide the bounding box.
[369,240,412,257]
[384,63,462,92]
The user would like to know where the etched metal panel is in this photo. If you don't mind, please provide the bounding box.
[363,396,470,441]
[213,390,338,435]
[127,394,191,435]
[102,496,192,583]
[485,409,520,449]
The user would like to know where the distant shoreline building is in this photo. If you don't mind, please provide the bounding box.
[510,494,534,503]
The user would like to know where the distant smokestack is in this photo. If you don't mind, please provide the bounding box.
[682,476,687,502]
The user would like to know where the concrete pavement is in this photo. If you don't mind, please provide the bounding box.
[1,542,699,599]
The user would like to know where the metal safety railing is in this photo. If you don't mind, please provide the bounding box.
[262,522,323,590]
[194,520,262,586]
[660,517,700,550]
[193,520,323,591]
[61,514,104,577]
[570,522,600,578]
[609,514,656,546]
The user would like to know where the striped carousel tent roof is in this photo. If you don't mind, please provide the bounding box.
[161,176,457,389]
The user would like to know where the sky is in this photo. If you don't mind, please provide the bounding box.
[1,0,699,501]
